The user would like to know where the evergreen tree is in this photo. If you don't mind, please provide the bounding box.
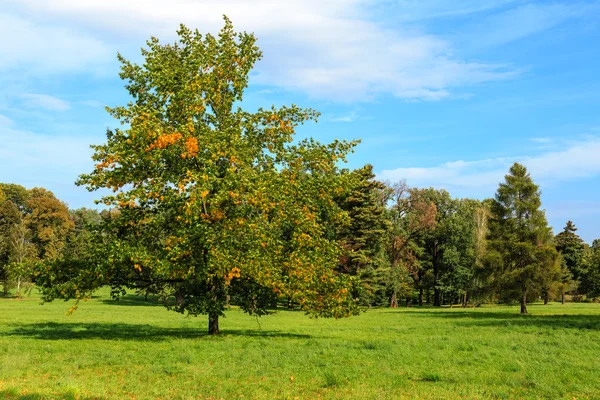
[486,163,560,313]
[584,240,600,298]
[336,165,389,305]
[555,222,585,283]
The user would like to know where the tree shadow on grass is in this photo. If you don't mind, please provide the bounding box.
[98,294,162,307]
[399,308,600,330]
[0,389,104,400]
[9,322,311,341]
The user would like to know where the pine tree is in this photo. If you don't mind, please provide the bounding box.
[555,221,585,297]
[486,163,560,313]
[336,165,389,305]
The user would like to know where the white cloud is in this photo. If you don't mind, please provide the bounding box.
[531,137,552,143]
[0,12,112,75]
[0,115,100,207]
[21,94,71,112]
[463,3,580,48]
[79,100,104,108]
[379,137,600,195]
[3,0,516,102]
[0,114,12,126]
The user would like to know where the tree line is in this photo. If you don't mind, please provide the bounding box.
[2,161,599,313]
[332,163,600,313]
[1,18,599,334]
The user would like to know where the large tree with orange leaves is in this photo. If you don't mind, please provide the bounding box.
[36,18,360,334]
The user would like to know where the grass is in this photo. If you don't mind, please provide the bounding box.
[1,289,599,399]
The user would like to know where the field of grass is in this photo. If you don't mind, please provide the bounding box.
[1,289,599,399]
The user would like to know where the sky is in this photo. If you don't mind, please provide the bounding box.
[1,0,600,242]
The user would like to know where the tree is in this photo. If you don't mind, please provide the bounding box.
[26,188,73,261]
[336,165,388,305]
[584,240,600,299]
[64,208,103,260]
[437,198,479,307]
[36,18,360,334]
[6,219,36,297]
[471,201,491,305]
[486,163,560,314]
[554,221,584,302]
[412,188,455,307]
[384,182,436,307]
[0,184,29,296]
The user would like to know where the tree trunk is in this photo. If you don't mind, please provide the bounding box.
[433,241,441,307]
[208,312,220,335]
[562,292,566,305]
[418,288,423,306]
[462,293,467,308]
[520,294,527,314]
[390,291,397,308]
[543,295,548,305]
[16,276,21,298]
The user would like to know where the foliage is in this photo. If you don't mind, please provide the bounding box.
[335,165,389,305]
[25,188,73,261]
[485,163,561,313]
[36,18,360,334]
[383,181,436,307]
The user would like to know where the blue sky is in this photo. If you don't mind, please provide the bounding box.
[1,0,600,242]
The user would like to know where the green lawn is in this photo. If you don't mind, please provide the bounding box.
[1,290,599,399]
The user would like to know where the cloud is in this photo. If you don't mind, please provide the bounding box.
[0,115,100,207]
[20,94,71,112]
[379,136,600,195]
[459,2,586,48]
[79,100,104,108]
[3,0,516,102]
[0,12,112,76]
[531,137,552,143]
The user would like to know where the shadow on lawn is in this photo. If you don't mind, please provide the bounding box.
[404,308,600,330]
[0,389,104,400]
[98,294,162,307]
[9,322,311,341]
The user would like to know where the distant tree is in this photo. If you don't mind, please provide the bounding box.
[336,165,389,305]
[471,201,491,305]
[36,18,360,334]
[437,198,479,307]
[384,182,436,307]
[64,208,103,260]
[6,219,36,297]
[555,221,585,295]
[413,188,455,307]
[0,184,30,296]
[25,188,73,261]
[485,163,560,314]
[584,240,600,299]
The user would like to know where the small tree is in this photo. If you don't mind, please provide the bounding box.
[36,18,360,334]
[7,220,36,297]
[486,163,560,314]
[0,184,30,296]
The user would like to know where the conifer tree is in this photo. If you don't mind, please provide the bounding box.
[336,165,388,305]
[486,163,560,313]
[555,221,585,297]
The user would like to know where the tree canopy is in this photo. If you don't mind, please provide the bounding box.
[36,18,360,334]
[485,163,560,313]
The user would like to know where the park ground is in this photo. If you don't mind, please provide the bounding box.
[0,290,599,399]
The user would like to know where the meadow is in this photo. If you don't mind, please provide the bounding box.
[1,290,599,399]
